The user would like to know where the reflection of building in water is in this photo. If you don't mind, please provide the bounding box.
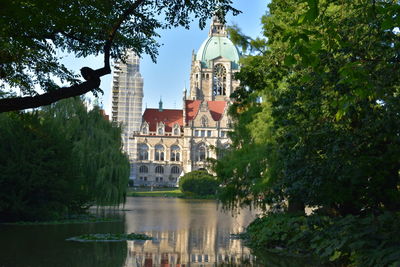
[124,212,255,267]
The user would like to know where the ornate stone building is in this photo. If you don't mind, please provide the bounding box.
[132,17,240,186]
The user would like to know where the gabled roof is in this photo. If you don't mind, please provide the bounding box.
[208,101,227,121]
[143,108,183,132]
[185,100,227,123]
[185,100,201,122]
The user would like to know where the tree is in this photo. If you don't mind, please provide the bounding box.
[0,0,240,112]
[0,111,76,221]
[214,0,400,265]
[0,98,130,222]
[217,0,400,215]
[179,170,219,196]
[41,97,131,207]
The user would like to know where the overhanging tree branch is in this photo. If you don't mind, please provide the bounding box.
[0,0,145,113]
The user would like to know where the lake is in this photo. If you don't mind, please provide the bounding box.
[0,197,259,267]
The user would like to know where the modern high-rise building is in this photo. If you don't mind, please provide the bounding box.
[111,51,144,178]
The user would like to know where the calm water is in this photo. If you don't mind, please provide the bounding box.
[0,197,309,267]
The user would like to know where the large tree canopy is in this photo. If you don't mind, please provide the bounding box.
[213,1,400,265]
[0,0,239,112]
[217,0,400,215]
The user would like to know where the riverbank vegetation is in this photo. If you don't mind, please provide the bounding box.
[213,0,400,266]
[127,170,219,199]
[67,233,152,242]
[0,98,130,222]
[127,188,184,198]
[179,170,219,198]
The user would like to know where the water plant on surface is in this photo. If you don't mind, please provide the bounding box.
[3,214,121,225]
[67,233,152,242]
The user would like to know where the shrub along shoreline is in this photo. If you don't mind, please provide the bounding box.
[126,187,216,199]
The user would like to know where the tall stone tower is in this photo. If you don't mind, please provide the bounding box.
[189,16,241,101]
[111,50,143,178]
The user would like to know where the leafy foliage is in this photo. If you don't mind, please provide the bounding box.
[0,98,130,222]
[179,170,219,196]
[216,0,400,215]
[0,0,240,111]
[213,0,400,265]
[41,98,130,207]
[0,112,76,221]
[245,212,400,266]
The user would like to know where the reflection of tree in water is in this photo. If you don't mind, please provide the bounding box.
[0,218,127,267]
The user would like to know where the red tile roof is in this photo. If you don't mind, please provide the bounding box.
[143,108,183,132]
[208,101,227,121]
[185,100,226,123]
[185,100,201,122]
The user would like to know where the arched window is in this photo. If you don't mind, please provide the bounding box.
[141,124,148,135]
[213,64,227,96]
[170,145,181,161]
[158,126,164,135]
[139,165,148,173]
[155,166,164,174]
[138,144,149,160]
[200,116,208,127]
[154,144,165,161]
[195,143,207,162]
[173,124,180,136]
[171,166,181,175]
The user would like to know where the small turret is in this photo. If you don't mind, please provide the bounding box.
[158,97,163,112]
[182,86,187,126]
[209,15,227,37]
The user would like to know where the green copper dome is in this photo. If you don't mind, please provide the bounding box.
[196,36,240,69]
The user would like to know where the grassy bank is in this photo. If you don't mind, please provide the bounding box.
[127,187,215,199]
[127,188,184,197]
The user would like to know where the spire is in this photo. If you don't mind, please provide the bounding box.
[183,84,187,100]
[209,15,227,37]
[159,97,163,112]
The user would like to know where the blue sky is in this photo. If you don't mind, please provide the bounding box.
[61,1,269,115]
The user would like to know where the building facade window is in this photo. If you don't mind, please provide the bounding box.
[154,144,165,161]
[170,145,181,161]
[213,64,227,96]
[200,116,208,127]
[171,166,181,174]
[217,144,230,159]
[155,166,164,174]
[173,125,180,136]
[141,124,148,134]
[158,126,164,135]
[220,131,228,138]
[139,165,148,173]
[195,143,207,162]
[138,144,149,160]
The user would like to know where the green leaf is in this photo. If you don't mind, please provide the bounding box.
[284,55,297,66]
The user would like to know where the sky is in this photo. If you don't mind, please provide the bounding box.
[60,1,269,115]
